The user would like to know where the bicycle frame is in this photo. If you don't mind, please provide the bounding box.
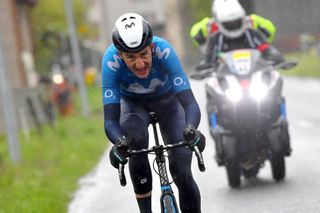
[118,112,205,213]
[150,112,179,213]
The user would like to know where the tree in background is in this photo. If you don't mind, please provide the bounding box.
[188,0,212,21]
[30,0,97,75]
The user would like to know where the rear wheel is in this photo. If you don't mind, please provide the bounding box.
[269,129,286,181]
[223,136,241,188]
[271,152,285,181]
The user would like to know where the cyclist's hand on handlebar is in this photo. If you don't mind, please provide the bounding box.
[183,125,206,152]
[109,136,129,169]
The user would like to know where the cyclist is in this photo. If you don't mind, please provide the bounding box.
[190,0,277,55]
[102,13,205,213]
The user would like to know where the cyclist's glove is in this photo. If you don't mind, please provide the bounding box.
[109,136,129,169]
[183,125,206,152]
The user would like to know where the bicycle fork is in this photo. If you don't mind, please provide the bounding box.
[151,114,179,213]
[153,145,178,213]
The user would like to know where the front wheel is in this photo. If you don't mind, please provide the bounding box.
[269,129,286,181]
[271,152,285,181]
[223,136,241,188]
[161,194,179,213]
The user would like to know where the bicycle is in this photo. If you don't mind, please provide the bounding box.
[118,112,206,213]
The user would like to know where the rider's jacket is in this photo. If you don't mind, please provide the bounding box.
[102,36,200,143]
[190,14,276,47]
[204,28,270,64]
[102,36,191,105]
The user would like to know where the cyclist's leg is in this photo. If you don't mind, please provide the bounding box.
[168,149,201,213]
[120,96,153,213]
[152,93,201,213]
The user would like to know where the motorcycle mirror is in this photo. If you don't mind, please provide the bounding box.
[276,61,298,70]
[189,72,205,80]
[189,68,215,80]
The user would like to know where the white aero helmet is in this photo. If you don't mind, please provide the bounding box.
[214,0,246,38]
[112,13,153,52]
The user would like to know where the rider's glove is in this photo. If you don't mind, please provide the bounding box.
[109,136,129,169]
[262,46,285,65]
[183,125,206,152]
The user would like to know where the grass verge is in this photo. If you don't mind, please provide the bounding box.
[283,49,320,78]
[0,86,107,213]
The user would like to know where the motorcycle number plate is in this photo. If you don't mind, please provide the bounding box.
[232,51,252,75]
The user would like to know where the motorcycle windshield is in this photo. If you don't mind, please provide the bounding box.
[218,49,270,76]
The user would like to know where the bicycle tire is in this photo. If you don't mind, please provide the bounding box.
[162,194,178,213]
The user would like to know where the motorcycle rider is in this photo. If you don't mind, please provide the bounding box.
[195,0,291,163]
[103,13,205,213]
[200,0,284,70]
[190,0,277,63]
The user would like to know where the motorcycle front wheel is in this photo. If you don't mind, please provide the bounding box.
[269,128,286,181]
[223,135,241,188]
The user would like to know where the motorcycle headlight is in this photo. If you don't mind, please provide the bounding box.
[249,71,269,101]
[225,88,243,102]
[249,83,268,101]
[224,76,243,102]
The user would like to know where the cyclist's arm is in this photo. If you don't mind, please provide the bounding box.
[101,47,123,143]
[103,103,123,143]
[156,39,201,128]
[176,90,201,128]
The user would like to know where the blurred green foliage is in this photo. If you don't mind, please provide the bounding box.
[188,0,212,21]
[31,0,96,74]
[284,49,320,78]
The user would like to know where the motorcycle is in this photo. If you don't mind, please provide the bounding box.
[190,49,297,188]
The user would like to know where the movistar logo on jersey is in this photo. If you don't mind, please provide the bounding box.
[127,79,166,94]
[107,54,122,71]
[156,47,170,59]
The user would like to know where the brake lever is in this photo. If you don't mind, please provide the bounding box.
[118,164,127,186]
[193,146,206,172]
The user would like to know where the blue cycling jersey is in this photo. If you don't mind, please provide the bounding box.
[101,36,191,105]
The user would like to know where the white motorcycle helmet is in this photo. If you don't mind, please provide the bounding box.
[213,0,247,38]
[112,13,153,53]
